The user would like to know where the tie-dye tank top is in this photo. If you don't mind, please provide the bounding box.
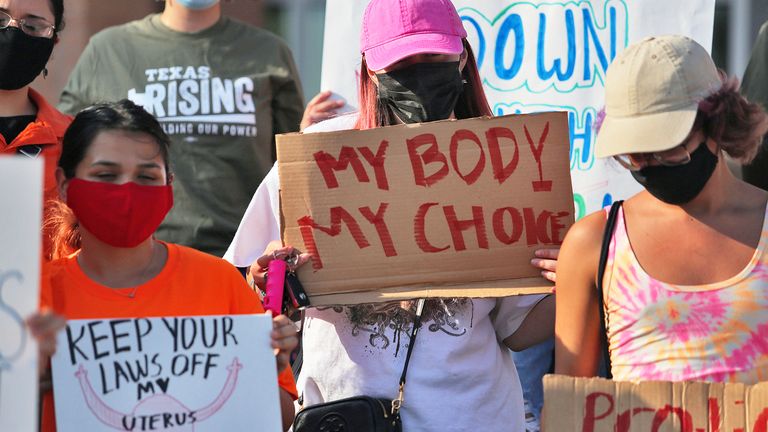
[602,206,768,383]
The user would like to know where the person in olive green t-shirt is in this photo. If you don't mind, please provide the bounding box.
[59,0,340,257]
[742,20,768,191]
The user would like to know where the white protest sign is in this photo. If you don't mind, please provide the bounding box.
[52,314,281,432]
[0,157,42,432]
[321,0,716,217]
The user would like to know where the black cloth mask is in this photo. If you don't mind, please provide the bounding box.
[376,61,464,124]
[0,27,54,90]
[630,143,719,205]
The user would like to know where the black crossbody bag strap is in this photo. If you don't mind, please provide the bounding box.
[597,200,623,379]
[391,298,425,414]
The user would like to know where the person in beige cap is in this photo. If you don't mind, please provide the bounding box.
[554,35,768,383]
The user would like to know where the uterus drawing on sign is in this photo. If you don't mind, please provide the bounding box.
[75,357,243,431]
[0,270,28,407]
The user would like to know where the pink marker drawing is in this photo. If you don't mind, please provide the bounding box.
[74,357,243,431]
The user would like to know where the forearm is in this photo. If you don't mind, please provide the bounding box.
[280,388,295,431]
[503,295,555,351]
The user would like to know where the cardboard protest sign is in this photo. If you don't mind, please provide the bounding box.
[543,375,768,432]
[0,157,42,432]
[321,0,715,218]
[277,112,573,305]
[51,314,281,432]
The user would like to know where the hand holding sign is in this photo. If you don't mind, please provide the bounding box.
[26,311,66,377]
[532,247,560,283]
[270,315,298,373]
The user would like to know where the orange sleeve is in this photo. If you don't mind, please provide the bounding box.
[278,367,298,400]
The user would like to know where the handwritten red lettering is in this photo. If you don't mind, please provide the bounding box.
[486,127,520,184]
[615,408,656,432]
[582,392,614,432]
[449,129,485,185]
[314,147,370,189]
[298,207,371,270]
[359,203,397,257]
[407,133,449,187]
[651,406,694,432]
[524,122,553,192]
[443,205,489,251]
[753,407,768,432]
[492,207,523,245]
[708,397,720,432]
[357,139,390,191]
[523,208,552,246]
[413,203,450,253]
[549,211,570,245]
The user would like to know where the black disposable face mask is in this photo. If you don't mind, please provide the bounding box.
[0,27,54,90]
[376,61,464,124]
[630,143,719,205]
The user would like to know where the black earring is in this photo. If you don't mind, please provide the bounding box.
[43,67,48,79]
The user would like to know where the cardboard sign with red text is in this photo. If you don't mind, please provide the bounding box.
[277,113,573,305]
[543,375,768,432]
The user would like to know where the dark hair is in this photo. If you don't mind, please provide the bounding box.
[355,39,492,130]
[693,70,768,163]
[49,0,64,33]
[59,99,172,178]
[49,100,171,259]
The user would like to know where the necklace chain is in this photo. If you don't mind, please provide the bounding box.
[78,241,158,299]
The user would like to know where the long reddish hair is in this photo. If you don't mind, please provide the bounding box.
[354,40,492,130]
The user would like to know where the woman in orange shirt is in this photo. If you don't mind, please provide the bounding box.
[34,99,299,431]
[0,0,72,258]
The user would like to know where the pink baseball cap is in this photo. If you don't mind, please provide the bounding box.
[360,0,468,71]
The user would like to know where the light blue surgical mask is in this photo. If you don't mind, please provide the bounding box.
[175,0,220,10]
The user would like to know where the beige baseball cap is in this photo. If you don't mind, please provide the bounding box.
[595,35,722,158]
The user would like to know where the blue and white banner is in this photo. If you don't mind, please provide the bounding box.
[321,0,716,217]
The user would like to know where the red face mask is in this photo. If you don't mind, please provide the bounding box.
[66,178,174,248]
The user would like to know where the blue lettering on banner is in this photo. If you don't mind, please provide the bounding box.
[495,103,598,171]
[459,0,629,93]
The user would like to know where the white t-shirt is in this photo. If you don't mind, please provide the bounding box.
[225,114,542,431]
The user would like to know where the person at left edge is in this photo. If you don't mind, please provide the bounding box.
[36,100,299,432]
[0,0,70,259]
[58,0,340,257]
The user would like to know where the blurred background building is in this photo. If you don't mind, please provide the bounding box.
[34,0,768,106]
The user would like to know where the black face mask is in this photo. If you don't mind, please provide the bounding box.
[630,143,719,205]
[0,27,54,90]
[376,61,464,124]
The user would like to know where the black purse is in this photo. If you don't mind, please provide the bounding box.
[292,299,425,432]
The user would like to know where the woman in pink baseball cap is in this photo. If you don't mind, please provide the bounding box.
[226,1,557,430]
[353,0,492,129]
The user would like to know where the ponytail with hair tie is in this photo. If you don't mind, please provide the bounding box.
[694,71,768,163]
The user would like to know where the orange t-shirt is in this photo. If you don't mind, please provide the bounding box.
[0,88,71,259]
[39,242,297,432]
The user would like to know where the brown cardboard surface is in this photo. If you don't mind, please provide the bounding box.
[277,113,573,305]
[542,375,768,432]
